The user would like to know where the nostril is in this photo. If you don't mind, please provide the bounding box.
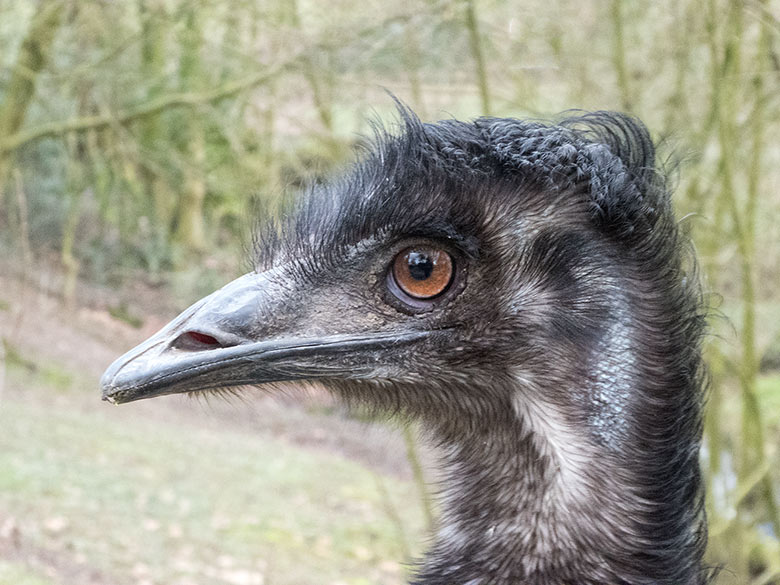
[187,331,219,346]
[172,330,224,351]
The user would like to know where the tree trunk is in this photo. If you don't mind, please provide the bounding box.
[610,0,632,112]
[285,0,333,134]
[172,5,207,260]
[0,1,65,219]
[137,0,174,273]
[463,0,491,115]
[708,0,779,539]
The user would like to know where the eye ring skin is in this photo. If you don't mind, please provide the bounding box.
[384,244,468,314]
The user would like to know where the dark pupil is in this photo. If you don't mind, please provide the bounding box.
[407,252,434,280]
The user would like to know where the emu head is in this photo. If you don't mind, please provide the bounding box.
[101,110,707,585]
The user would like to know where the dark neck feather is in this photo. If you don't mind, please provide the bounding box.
[409,255,708,584]
[321,110,710,585]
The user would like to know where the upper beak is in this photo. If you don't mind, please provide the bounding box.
[100,272,427,404]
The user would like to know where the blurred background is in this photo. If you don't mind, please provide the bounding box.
[0,0,779,584]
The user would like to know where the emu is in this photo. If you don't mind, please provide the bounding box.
[101,109,708,585]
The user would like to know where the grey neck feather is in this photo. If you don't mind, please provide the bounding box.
[407,373,705,585]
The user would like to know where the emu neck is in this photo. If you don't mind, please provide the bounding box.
[414,386,705,585]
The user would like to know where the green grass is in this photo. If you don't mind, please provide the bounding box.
[107,303,143,329]
[0,373,424,585]
[1,342,74,392]
[0,561,56,585]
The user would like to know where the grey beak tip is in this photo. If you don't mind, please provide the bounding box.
[101,384,135,405]
[99,369,119,403]
[100,380,121,404]
[100,364,134,404]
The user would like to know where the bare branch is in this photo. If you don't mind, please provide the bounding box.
[0,60,295,154]
[0,3,450,155]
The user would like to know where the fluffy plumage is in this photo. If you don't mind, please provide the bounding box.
[103,107,709,584]
[259,109,708,584]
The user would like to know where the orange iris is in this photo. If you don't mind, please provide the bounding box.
[392,247,454,299]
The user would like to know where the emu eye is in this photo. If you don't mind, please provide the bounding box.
[391,247,454,300]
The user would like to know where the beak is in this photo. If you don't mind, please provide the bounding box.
[100,272,427,404]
